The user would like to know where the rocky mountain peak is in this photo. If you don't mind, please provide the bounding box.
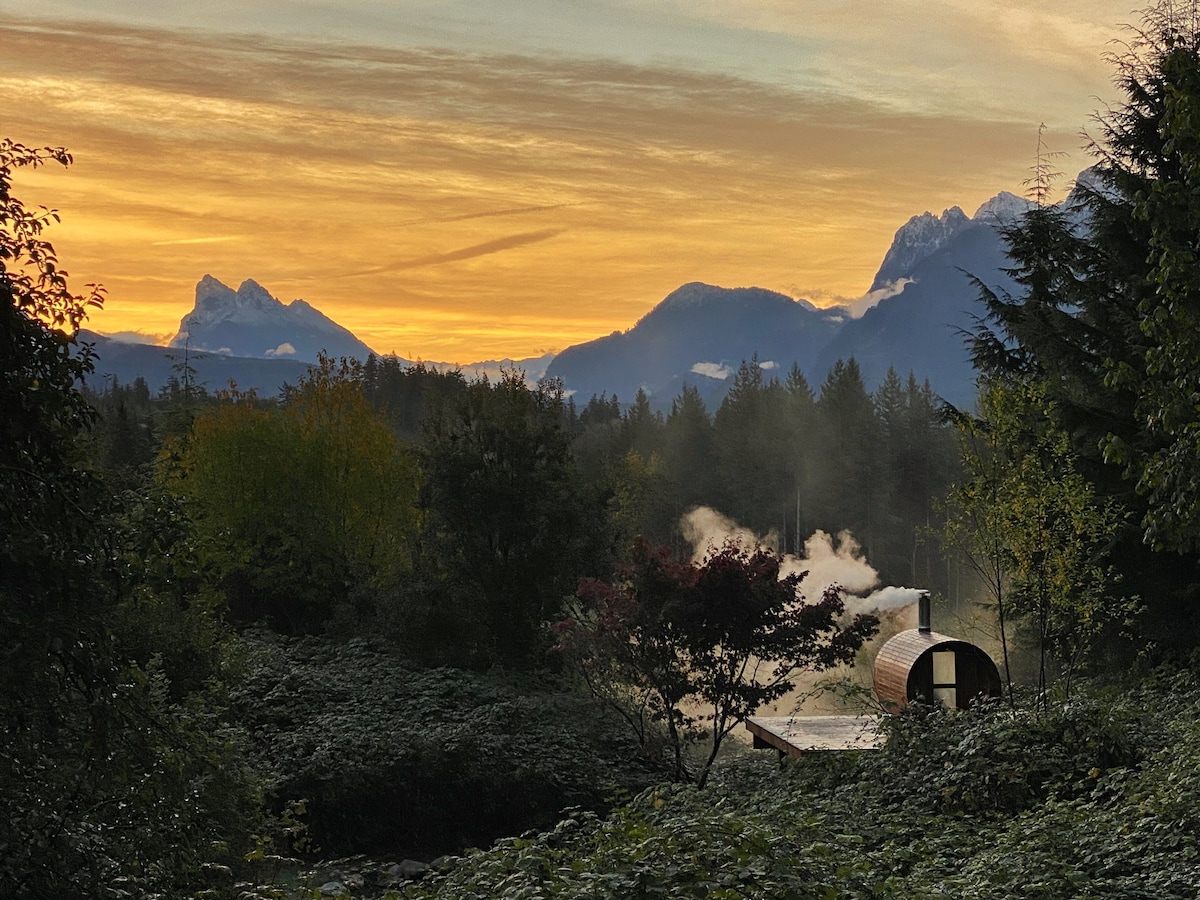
[869,206,971,292]
[184,276,285,330]
[972,191,1034,226]
[169,275,375,362]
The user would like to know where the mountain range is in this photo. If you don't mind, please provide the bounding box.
[544,190,1029,409]
[84,188,1034,408]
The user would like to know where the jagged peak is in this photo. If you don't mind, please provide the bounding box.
[194,274,236,307]
[972,191,1033,225]
[869,206,971,291]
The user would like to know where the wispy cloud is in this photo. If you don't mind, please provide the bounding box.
[151,235,243,246]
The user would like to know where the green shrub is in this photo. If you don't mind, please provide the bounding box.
[395,679,1200,899]
[231,634,661,855]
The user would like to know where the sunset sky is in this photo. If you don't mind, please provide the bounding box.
[3,1,1139,362]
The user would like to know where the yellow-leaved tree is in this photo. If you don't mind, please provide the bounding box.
[168,354,419,632]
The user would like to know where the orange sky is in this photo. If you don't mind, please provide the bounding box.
[2,4,1136,362]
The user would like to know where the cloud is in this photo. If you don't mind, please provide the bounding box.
[100,329,172,345]
[691,362,732,379]
[845,277,914,317]
[264,342,296,357]
[151,235,243,246]
[0,13,1105,362]
[793,278,914,318]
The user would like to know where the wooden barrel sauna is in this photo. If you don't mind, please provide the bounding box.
[872,629,1001,712]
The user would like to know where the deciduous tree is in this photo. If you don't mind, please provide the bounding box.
[170,355,419,632]
[557,539,878,787]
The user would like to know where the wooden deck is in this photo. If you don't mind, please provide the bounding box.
[745,714,883,756]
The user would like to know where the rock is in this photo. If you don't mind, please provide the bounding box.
[318,881,346,897]
[396,859,428,879]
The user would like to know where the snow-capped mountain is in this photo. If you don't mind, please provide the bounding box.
[972,191,1033,225]
[91,186,1040,408]
[170,275,375,363]
[868,206,972,293]
[450,354,556,384]
[547,189,1029,410]
[807,210,1016,407]
[92,276,552,395]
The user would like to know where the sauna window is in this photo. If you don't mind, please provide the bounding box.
[932,650,957,708]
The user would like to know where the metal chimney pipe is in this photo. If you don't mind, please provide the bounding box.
[918,591,931,634]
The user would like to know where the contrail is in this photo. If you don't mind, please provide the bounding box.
[342,228,564,277]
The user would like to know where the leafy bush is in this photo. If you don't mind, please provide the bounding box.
[231,634,662,855]
[866,692,1150,815]
[395,678,1200,899]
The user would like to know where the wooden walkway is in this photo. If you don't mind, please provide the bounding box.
[745,714,883,756]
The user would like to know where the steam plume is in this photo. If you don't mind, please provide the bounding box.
[679,506,923,615]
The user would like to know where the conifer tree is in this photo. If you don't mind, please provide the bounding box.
[966,4,1200,648]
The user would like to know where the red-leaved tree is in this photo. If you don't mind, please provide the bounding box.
[555,538,879,787]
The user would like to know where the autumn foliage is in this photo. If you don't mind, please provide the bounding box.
[557,538,878,786]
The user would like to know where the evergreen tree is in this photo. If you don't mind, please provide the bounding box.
[418,372,611,668]
[711,359,793,535]
[968,5,1200,648]
[662,383,714,507]
[784,363,820,553]
[814,358,881,555]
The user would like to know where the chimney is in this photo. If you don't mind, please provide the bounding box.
[918,591,931,634]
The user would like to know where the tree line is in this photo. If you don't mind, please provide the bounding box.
[86,346,964,668]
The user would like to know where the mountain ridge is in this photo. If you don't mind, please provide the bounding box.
[89,187,1037,406]
[543,187,1028,409]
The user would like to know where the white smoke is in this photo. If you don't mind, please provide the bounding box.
[679,505,923,615]
[681,506,777,559]
[783,529,877,598]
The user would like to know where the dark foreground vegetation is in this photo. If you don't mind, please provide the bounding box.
[399,674,1200,899]
[7,5,1200,897]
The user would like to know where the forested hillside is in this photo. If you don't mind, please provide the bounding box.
[6,5,1200,897]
